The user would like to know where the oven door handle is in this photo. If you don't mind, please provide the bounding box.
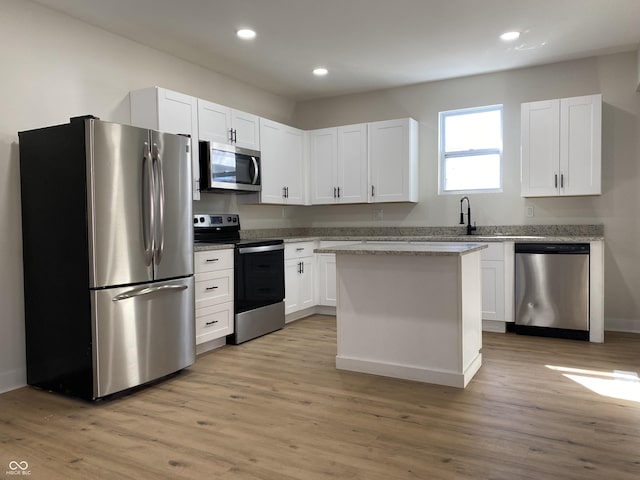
[237,244,284,254]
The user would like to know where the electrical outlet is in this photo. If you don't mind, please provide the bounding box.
[373,208,384,221]
[526,205,534,218]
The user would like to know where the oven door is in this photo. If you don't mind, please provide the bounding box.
[235,244,285,313]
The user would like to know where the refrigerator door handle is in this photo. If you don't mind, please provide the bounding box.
[152,143,165,264]
[143,142,155,266]
[112,284,188,302]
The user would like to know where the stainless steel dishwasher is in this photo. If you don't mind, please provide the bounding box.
[514,243,590,340]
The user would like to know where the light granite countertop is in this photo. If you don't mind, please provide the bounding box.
[284,234,603,243]
[314,242,488,256]
[194,243,235,252]
[194,224,604,252]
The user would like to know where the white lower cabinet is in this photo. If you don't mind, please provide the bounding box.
[285,240,515,332]
[194,249,234,344]
[481,260,505,321]
[317,254,337,306]
[284,242,316,316]
[317,241,366,307]
[479,242,514,330]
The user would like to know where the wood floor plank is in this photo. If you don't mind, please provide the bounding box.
[1,315,640,479]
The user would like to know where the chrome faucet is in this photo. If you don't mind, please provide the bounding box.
[460,196,477,235]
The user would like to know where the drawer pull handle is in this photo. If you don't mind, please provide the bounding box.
[205,258,219,262]
[205,320,219,326]
[296,247,304,251]
[205,286,219,291]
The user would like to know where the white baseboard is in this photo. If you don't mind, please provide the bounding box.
[196,337,227,355]
[336,353,482,389]
[286,305,336,323]
[605,318,640,333]
[0,367,26,395]
[482,320,506,333]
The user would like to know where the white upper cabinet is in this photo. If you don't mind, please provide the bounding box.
[309,124,368,205]
[309,128,338,204]
[368,118,419,203]
[521,94,601,197]
[130,86,200,200]
[259,118,306,205]
[197,99,260,150]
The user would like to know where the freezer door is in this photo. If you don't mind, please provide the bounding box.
[86,120,154,288]
[151,130,193,280]
[91,277,195,398]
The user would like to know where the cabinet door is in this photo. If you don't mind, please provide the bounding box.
[299,257,315,310]
[317,253,337,306]
[309,128,338,204]
[232,109,261,150]
[560,94,601,196]
[285,258,301,314]
[281,125,305,204]
[521,99,560,197]
[337,124,368,204]
[198,99,232,145]
[368,118,418,203]
[259,118,286,204]
[481,260,505,321]
[131,87,200,201]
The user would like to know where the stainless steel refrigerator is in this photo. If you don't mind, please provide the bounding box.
[19,116,195,400]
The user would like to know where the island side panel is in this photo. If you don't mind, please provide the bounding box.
[459,251,483,386]
[335,253,468,387]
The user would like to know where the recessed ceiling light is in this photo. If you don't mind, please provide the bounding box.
[500,31,521,41]
[313,67,328,76]
[237,29,256,40]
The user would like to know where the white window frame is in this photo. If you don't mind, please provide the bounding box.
[438,104,503,195]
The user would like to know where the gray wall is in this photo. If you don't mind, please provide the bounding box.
[293,52,640,332]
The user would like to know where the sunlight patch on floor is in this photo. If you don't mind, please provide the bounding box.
[546,365,640,403]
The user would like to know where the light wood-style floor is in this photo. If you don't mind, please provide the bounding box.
[1,315,639,479]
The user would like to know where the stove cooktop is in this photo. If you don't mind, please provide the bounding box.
[193,213,282,247]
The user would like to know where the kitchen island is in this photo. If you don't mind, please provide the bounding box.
[315,242,487,388]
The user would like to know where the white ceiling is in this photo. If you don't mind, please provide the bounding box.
[32,0,640,101]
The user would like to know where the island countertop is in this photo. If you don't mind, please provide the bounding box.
[314,242,488,256]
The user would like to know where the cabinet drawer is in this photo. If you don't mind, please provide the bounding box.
[195,269,233,308]
[195,249,234,273]
[285,241,316,260]
[196,302,234,344]
[481,243,504,261]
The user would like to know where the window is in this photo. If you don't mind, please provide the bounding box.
[439,104,503,193]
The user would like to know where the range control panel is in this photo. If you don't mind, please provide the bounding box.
[193,213,239,228]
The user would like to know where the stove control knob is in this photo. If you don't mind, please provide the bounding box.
[232,217,238,223]
[227,216,232,222]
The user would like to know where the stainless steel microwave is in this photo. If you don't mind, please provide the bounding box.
[199,141,261,192]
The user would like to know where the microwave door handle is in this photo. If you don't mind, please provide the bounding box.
[143,142,155,266]
[251,156,259,185]
[152,143,165,264]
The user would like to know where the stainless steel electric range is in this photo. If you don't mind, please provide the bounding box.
[194,214,285,344]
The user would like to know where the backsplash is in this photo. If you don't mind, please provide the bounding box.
[241,224,604,239]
